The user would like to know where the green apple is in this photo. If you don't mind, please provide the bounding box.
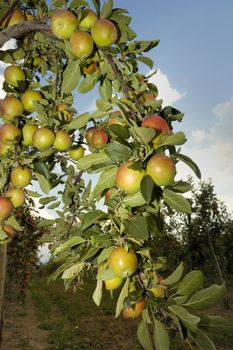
[21,89,42,113]
[32,127,55,150]
[4,65,25,87]
[22,124,38,146]
[70,31,94,58]
[69,146,84,160]
[0,123,21,144]
[79,9,97,30]
[146,154,176,186]
[91,19,118,47]
[116,161,145,194]
[53,129,72,151]
[10,166,32,188]
[0,96,24,120]
[5,187,25,208]
[50,10,77,39]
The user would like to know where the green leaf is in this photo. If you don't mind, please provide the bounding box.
[62,61,81,93]
[124,215,149,242]
[135,127,156,144]
[189,329,216,350]
[92,0,100,15]
[5,216,22,231]
[199,315,233,335]
[136,56,154,69]
[177,270,204,296]
[70,0,88,9]
[153,319,170,350]
[54,236,85,255]
[184,283,227,310]
[26,189,42,198]
[92,280,103,306]
[115,278,130,317]
[159,131,187,147]
[163,189,191,214]
[96,98,112,111]
[90,166,118,200]
[65,112,90,131]
[81,210,108,231]
[62,263,85,279]
[109,124,129,139]
[99,78,112,101]
[39,196,57,205]
[166,180,192,193]
[78,71,99,93]
[97,268,115,281]
[137,320,153,350]
[141,175,154,203]
[97,247,113,264]
[105,142,132,162]
[163,262,184,286]
[0,50,13,64]
[76,151,110,171]
[174,153,201,179]
[35,173,50,194]
[168,304,200,333]
[100,0,113,18]
[123,192,147,207]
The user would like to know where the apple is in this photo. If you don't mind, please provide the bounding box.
[22,124,38,146]
[4,65,25,87]
[0,143,13,155]
[108,111,125,126]
[32,127,55,150]
[21,89,43,113]
[91,19,118,47]
[2,224,14,238]
[69,146,84,160]
[92,130,108,149]
[0,123,21,144]
[57,103,73,122]
[141,115,171,146]
[70,31,94,58]
[0,197,13,220]
[79,9,97,30]
[0,96,24,120]
[85,127,97,144]
[10,166,32,188]
[3,10,25,28]
[108,246,138,278]
[53,129,72,151]
[138,91,157,104]
[146,154,176,186]
[122,299,146,319]
[50,10,77,39]
[116,161,145,194]
[83,61,98,75]
[105,276,123,290]
[5,187,25,208]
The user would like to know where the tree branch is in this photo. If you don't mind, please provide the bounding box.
[0,0,20,27]
[0,20,57,48]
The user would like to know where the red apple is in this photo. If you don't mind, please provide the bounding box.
[70,31,94,58]
[50,10,77,39]
[91,19,118,47]
[92,130,108,149]
[32,127,55,150]
[53,129,72,151]
[146,154,176,186]
[116,161,145,194]
[141,115,171,146]
[0,123,21,144]
[0,96,24,120]
[85,127,97,144]
[10,166,32,188]
[108,111,125,126]
[0,197,13,220]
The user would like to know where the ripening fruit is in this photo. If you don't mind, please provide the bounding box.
[92,130,108,149]
[5,187,25,208]
[0,143,13,155]
[21,89,42,113]
[2,224,14,238]
[122,299,146,319]
[22,124,38,146]
[150,286,164,298]
[0,96,24,120]
[105,276,123,290]
[141,115,171,146]
[79,9,97,30]
[53,129,72,151]
[138,91,157,104]
[0,123,21,144]
[4,65,25,87]
[91,19,118,47]
[32,127,55,150]
[3,10,25,28]
[116,161,145,194]
[10,166,32,188]
[70,31,94,58]
[108,246,138,278]
[0,197,13,220]
[85,127,97,144]
[83,61,98,75]
[50,10,77,39]
[146,154,176,186]
[69,146,84,160]
[57,103,73,122]
[108,111,125,126]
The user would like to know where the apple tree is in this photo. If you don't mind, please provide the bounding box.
[0,0,233,349]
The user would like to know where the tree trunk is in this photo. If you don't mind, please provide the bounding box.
[0,244,7,346]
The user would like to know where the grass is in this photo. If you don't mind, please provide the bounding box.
[30,275,233,350]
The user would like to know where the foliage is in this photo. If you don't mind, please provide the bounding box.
[0,1,232,349]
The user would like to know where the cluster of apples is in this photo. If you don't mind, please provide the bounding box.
[50,8,118,58]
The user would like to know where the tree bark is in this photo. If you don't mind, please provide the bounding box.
[0,244,7,346]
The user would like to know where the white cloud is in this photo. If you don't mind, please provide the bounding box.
[149,69,186,106]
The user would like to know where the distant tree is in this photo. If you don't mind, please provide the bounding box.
[223,219,233,277]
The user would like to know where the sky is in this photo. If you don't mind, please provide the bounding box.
[1,1,233,216]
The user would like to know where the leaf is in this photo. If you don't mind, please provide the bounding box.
[124,215,149,242]
[26,189,42,198]
[137,56,154,69]
[166,180,192,194]
[65,112,90,131]
[168,304,200,333]
[159,132,187,147]
[153,319,170,350]
[39,196,57,205]
[141,175,154,203]
[54,236,86,255]
[189,329,216,350]
[177,270,204,296]
[199,315,233,335]
[92,280,103,306]
[97,247,113,264]
[90,167,118,200]
[184,283,227,310]
[99,78,112,101]
[35,173,50,194]
[70,0,88,9]
[81,210,108,231]
[78,71,99,93]
[135,127,155,144]
[163,262,184,286]
[97,268,115,281]
[123,192,147,207]
[105,142,132,162]
[92,0,100,15]
[137,320,153,350]
[62,61,81,93]
[163,189,191,214]
[174,153,201,179]
[109,124,129,139]
[76,151,110,171]
[115,278,130,317]
[62,263,85,279]
[96,98,112,111]
[5,216,22,231]
[100,0,113,18]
